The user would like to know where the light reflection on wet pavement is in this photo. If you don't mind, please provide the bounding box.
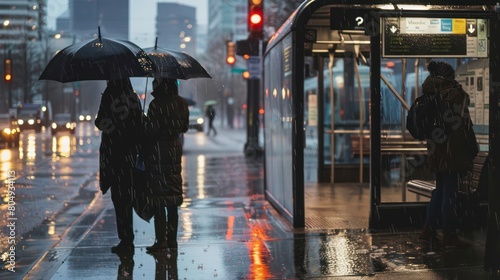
[1,127,498,279]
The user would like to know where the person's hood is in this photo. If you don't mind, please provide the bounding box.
[427,60,455,79]
[151,80,177,98]
[422,76,456,96]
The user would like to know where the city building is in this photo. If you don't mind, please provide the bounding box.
[68,0,129,40]
[55,10,70,33]
[206,0,250,128]
[0,0,43,53]
[0,0,45,110]
[208,0,248,44]
[156,3,196,54]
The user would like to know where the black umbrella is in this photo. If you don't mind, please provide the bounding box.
[39,27,154,83]
[144,38,211,80]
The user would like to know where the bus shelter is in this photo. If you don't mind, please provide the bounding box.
[262,1,499,264]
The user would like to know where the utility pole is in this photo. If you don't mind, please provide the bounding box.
[243,0,264,157]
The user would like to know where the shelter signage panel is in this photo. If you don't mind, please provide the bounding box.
[330,8,371,30]
[383,17,488,58]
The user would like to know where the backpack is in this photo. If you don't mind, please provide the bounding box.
[406,93,448,141]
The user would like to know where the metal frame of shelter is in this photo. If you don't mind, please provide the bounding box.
[263,0,500,267]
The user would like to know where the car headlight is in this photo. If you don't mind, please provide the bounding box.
[79,115,84,121]
[197,118,204,124]
[28,119,35,125]
[86,115,91,121]
[18,120,24,125]
[3,128,11,134]
[52,123,57,129]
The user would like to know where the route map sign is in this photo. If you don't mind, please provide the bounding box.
[383,17,488,58]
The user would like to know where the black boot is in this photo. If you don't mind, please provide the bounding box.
[148,207,168,253]
[167,223,178,249]
[166,206,179,249]
[112,240,134,253]
[146,240,169,252]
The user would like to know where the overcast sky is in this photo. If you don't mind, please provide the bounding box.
[46,0,208,46]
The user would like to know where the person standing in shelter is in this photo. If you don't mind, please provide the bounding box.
[419,60,478,246]
[95,78,143,253]
[206,104,217,136]
[144,78,189,252]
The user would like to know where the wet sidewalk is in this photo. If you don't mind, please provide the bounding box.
[12,127,500,279]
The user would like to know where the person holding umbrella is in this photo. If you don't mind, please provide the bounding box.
[143,77,189,252]
[95,78,143,254]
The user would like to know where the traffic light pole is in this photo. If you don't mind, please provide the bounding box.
[244,0,264,157]
[8,81,12,109]
[244,75,262,157]
[244,37,263,157]
[5,50,12,108]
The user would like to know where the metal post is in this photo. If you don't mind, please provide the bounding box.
[245,78,260,155]
[244,37,263,157]
[7,50,12,109]
[484,6,500,269]
[368,14,382,229]
[328,51,335,183]
[8,81,12,109]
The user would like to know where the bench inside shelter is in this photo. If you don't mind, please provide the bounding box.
[351,134,427,157]
[406,152,488,200]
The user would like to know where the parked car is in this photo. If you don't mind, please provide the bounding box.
[0,114,20,147]
[51,113,76,135]
[188,107,204,132]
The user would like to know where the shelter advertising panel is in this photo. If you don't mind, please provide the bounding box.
[383,17,488,58]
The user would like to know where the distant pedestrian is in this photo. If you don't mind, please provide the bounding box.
[144,78,189,253]
[206,105,217,136]
[418,61,478,246]
[95,78,143,254]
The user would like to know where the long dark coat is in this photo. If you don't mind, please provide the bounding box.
[95,79,143,194]
[144,81,189,207]
[422,76,478,173]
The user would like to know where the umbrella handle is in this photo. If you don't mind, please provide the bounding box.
[142,77,149,113]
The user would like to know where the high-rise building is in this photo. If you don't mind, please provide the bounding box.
[68,0,129,40]
[55,10,70,33]
[206,0,250,128]
[0,0,46,109]
[208,0,248,43]
[0,0,44,53]
[156,3,196,54]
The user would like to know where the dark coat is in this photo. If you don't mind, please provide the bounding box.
[144,82,189,207]
[95,79,143,194]
[422,76,478,173]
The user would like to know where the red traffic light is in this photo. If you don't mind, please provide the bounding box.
[248,0,263,35]
[250,10,262,25]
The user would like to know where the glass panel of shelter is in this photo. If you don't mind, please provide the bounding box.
[303,12,490,205]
